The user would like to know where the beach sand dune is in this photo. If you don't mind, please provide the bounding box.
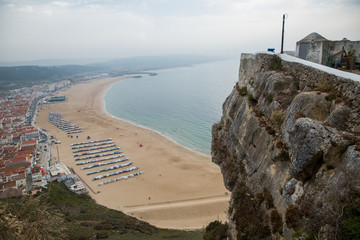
[35,77,229,229]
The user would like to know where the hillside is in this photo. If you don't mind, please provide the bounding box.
[0,55,221,94]
[212,53,360,239]
[0,182,204,240]
[0,65,101,91]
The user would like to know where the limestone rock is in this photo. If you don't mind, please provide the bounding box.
[326,105,351,130]
[282,92,331,143]
[288,118,353,181]
[283,178,304,205]
[212,53,360,240]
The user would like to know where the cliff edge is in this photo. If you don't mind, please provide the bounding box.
[212,53,360,239]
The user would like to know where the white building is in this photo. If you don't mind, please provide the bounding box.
[48,163,72,178]
[296,32,360,68]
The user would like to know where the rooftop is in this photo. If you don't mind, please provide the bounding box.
[297,32,328,43]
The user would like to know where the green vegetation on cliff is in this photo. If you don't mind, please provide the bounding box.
[0,182,203,240]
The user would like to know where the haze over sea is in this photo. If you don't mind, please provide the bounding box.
[104,59,239,155]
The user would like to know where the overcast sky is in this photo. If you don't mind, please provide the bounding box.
[1,0,359,62]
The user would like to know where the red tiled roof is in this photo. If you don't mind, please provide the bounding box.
[0,180,16,190]
[4,162,30,175]
[10,156,27,163]
[21,140,37,146]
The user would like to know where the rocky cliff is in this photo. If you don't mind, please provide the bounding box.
[212,53,360,239]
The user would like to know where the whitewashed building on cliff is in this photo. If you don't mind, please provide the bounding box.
[296,32,360,68]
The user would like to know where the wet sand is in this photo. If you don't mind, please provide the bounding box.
[35,77,229,229]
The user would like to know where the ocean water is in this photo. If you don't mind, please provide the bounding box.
[104,59,239,155]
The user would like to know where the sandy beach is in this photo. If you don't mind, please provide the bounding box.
[35,77,229,229]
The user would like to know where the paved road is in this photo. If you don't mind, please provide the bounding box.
[37,142,51,169]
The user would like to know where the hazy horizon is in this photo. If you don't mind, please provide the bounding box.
[1,0,360,63]
[0,54,232,67]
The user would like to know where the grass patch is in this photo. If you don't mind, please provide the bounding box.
[317,81,334,93]
[271,109,286,128]
[285,205,302,229]
[265,126,276,135]
[341,191,360,239]
[270,55,282,71]
[0,182,204,240]
[248,94,258,106]
[240,87,248,96]
[203,221,229,240]
[216,123,223,131]
[270,209,283,234]
[253,108,264,118]
[325,93,337,101]
[263,187,274,209]
[235,84,248,96]
[274,149,290,162]
[232,184,271,239]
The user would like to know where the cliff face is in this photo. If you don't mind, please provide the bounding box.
[212,53,360,239]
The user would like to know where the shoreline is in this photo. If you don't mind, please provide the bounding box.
[103,78,210,158]
[35,76,229,229]
[103,106,211,158]
[103,76,212,157]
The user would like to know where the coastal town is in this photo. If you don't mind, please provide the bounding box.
[0,80,89,197]
[0,72,230,230]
